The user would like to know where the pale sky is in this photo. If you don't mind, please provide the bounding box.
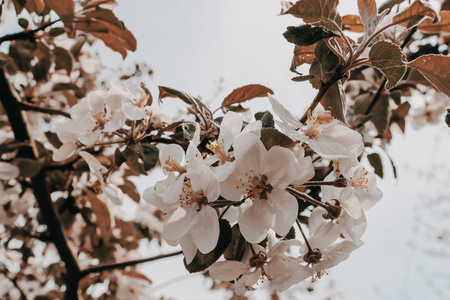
[1,0,449,299]
[112,1,450,299]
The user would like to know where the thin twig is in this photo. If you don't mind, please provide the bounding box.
[78,250,183,279]
[0,19,60,44]
[17,102,71,118]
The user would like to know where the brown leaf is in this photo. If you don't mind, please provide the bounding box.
[221,84,274,107]
[342,15,365,32]
[280,0,340,25]
[292,44,317,69]
[321,80,347,122]
[84,0,116,9]
[408,54,450,97]
[367,153,384,178]
[86,7,125,30]
[369,40,406,90]
[393,0,438,29]
[44,0,75,28]
[91,32,128,58]
[29,0,45,14]
[86,190,112,240]
[358,0,377,25]
[418,11,450,33]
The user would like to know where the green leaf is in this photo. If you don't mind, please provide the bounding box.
[283,25,337,47]
[184,219,232,273]
[223,224,246,261]
[254,111,274,128]
[260,128,295,150]
[12,158,42,178]
[367,153,384,178]
[309,40,340,82]
[369,40,406,90]
[321,80,346,122]
[408,54,450,98]
[54,47,73,75]
[141,143,159,171]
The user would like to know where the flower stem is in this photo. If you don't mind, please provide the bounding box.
[296,219,312,252]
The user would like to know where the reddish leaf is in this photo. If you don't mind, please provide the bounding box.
[342,15,365,32]
[221,84,274,107]
[408,54,450,97]
[44,0,75,28]
[393,0,438,28]
[358,0,377,25]
[418,11,450,33]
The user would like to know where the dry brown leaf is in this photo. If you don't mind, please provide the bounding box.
[393,0,438,28]
[418,11,450,33]
[44,0,75,27]
[31,0,45,13]
[84,0,116,9]
[91,32,128,58]
[95,19,137,51]
[221,84,274,107]
[408,54,450,97]
[342,15,365,32]
[293,44,316,67]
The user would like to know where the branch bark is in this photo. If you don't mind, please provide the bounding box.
[18,102,71,118]
[0,69,80,300]
[0,20,59,45]
[78,250,183,279]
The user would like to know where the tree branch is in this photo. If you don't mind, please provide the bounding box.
[0,20,59,45]
[79,250,183,279]
[299,71,342,124]
[0,69,80,300]
[18,102,71,118]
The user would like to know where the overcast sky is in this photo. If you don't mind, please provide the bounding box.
[111,1,450,299]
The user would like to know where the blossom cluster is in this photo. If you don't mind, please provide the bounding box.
[138,95,383,294]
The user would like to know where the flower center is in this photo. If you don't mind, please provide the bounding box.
[163,154,187,174]
[207,139,233,164]
[302,112,323,139]
[179,182,208,211]
[350,170,369,191]
[236,171,273,200]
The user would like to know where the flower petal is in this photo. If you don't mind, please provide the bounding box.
[209,261,249,281]
[190,206,220,254]
[268,189,298,237]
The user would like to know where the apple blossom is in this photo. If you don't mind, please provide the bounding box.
[79,151,124,205]
[220,133,303,243]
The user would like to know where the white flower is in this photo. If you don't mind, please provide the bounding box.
[0,162,19,180]
[116,274,155,300]
[269,95,363,161]
[310,206,367,243]
[62,90,127,146]
[322,161,383,218]
[79,151,124,205]
[52,126,79,161]
[209,240,311,294]
[205,111,262,181]
[143,132,221,262]
[302,211,363,272]
[220,133,300,243]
